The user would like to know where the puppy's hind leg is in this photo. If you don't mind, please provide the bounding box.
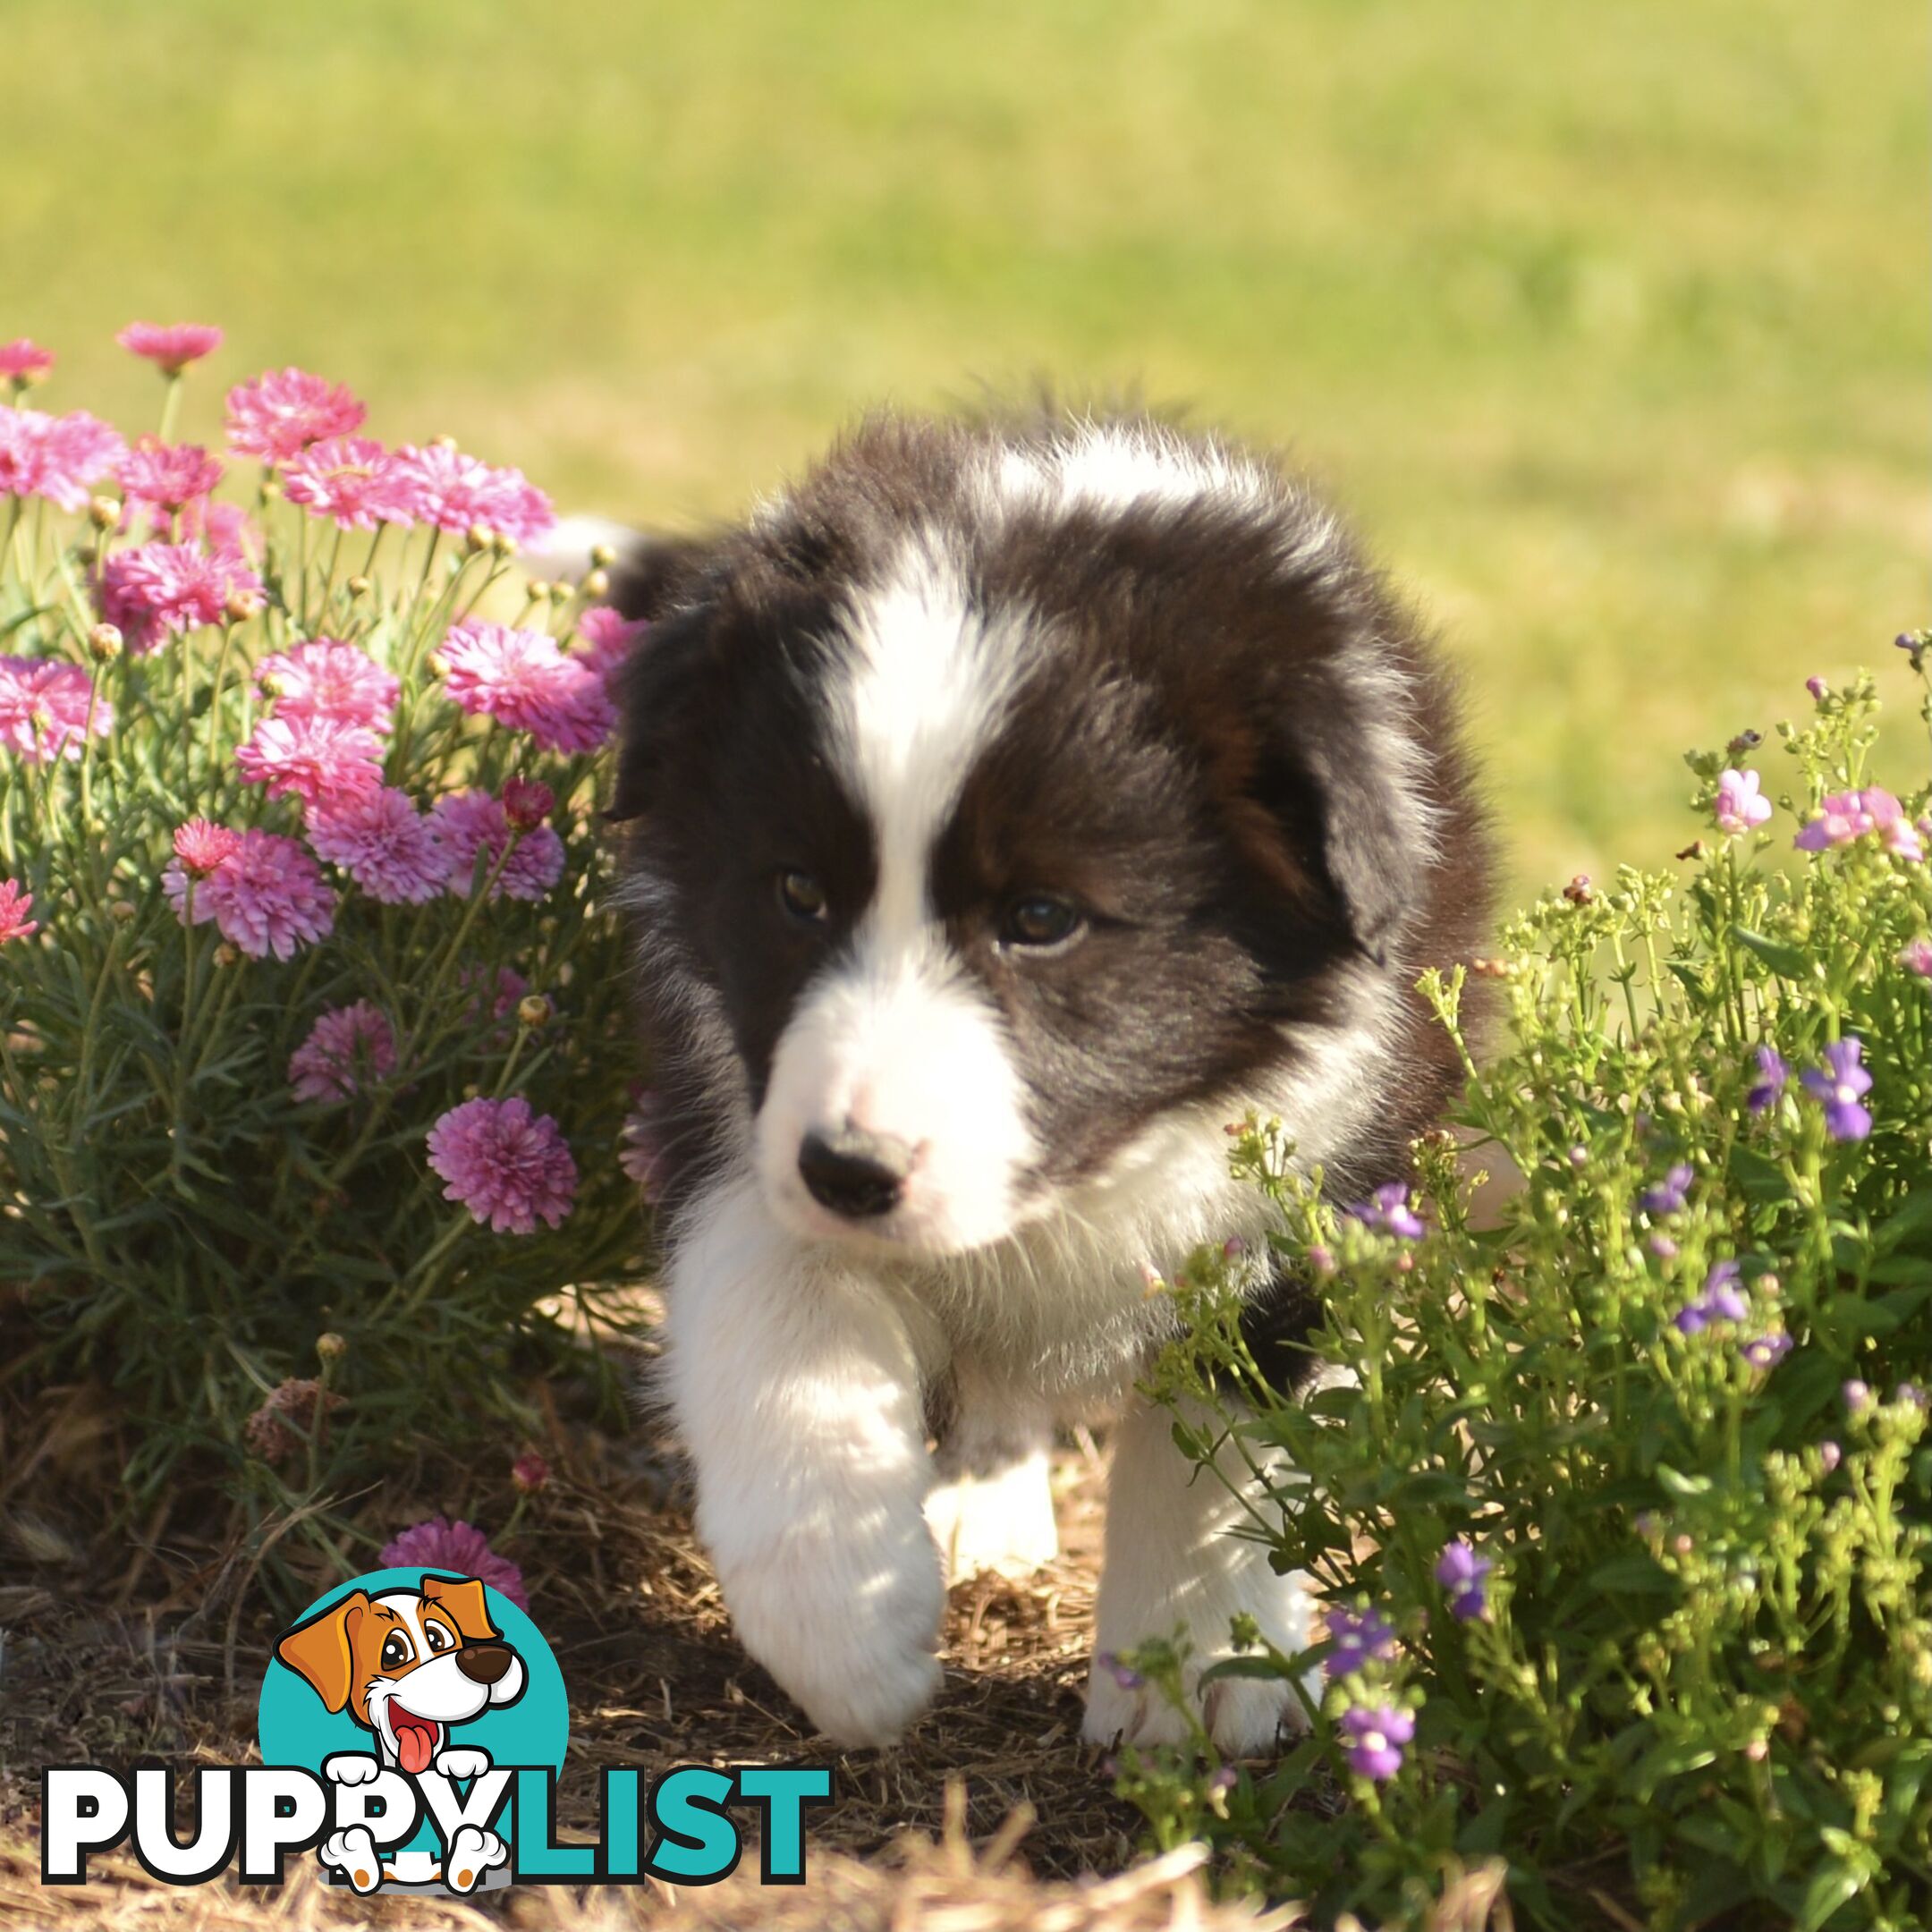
[925,1394,1059,1584]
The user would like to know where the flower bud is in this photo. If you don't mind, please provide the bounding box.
[213,942,241,967]
[109,898,137,923]
[502,775,555,830]
[589,542,617,568]
[426,652,448,678]
[224,588,262,623]
[491,530,517,559]
[526,579,552,602]
[512,1450,551,1494]
[259,673,287,698]
[431,433,459,452]
[517,994,552,1029]
[464,521,495,555]
[346,575,371,598]
[88,495,121,530]
[547,579,572,604]
[1806,675,1827,700]
[88,623,123,661]
[316,1331,347,1363]
[1563,874,1594,905]
[260,476,284,502]
[581,568,610,599]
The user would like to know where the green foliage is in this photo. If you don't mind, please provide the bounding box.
[0,378,648,1590]
[1122,669,1932,1929]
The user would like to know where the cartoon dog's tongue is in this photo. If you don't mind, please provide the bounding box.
[390,1708,437,1775]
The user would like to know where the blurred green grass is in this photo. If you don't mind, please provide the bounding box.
[5,0,1924,892]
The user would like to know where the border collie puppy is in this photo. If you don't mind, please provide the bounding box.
[600,411,1492,1752]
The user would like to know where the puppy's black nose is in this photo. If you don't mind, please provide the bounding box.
[455,1643,514,1685]
[798,1127,913,1219]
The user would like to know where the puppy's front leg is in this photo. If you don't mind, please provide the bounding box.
[665,1177,945,1749]
[1085,1394,1316,1756]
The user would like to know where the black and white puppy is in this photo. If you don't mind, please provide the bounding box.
[599,410,1492,1753]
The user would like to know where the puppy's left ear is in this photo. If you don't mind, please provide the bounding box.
[420,1572,500,1643]
[275,1589,369,1713]
[1252,674,1424,968]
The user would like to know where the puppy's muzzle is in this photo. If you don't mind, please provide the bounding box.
[798,1127,914,1219]
[455,1642,516,1686]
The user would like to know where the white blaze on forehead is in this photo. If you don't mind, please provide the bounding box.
[990,421,1277,520]
[830,538,1028,945]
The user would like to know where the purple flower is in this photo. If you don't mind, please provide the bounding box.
[1843,1379,1872,1415]
[1347,1182,1425,1241]
[1900,1383,1929,1411]
[1800,1038,1873,1143]
[1901,938,1932,979]
[1747,1046,1788,1114]
[1805,675,1828,701]
[1097,1651,1143,1691]
[1434,1539,1493,1621]
[1326,1606,1396,1678]
[1741,1332,1793,1370]
[1648,1234,1680,1260]
[426,1096,578,1234]
[1640,1165,1694,1216]
[1674,1259,1751,1335]
[1818,1441,1842,1475]
[377,1516,528,1610]
[1338,1705,1414,1782]
[1206,1766,1238,1798]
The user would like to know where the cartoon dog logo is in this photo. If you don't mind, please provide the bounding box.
[274,1572,526,1893]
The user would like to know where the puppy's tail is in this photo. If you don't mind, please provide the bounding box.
[522,514,718,623]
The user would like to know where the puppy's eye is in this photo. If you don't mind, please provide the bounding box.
[379,1631,414,1672]
[775,869,829,924]
[424,1623,453,1653]
[999,894,1086,952]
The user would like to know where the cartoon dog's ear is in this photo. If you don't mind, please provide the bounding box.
[275,1589,369,1713]
[420,1573,499,1643]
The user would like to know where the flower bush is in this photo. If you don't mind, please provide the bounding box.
[0,329,651,1582]
[1122,665,1932,1930]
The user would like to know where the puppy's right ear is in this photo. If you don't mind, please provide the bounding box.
[604,601,727,826]
[275,1589,369,1714]
[603,531,722,623]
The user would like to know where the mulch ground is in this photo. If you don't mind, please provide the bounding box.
[0,1372,1328,1932]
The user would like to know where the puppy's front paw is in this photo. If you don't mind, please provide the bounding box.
[445,1825,508,1894]
[320,1826,383,1893]
[434,1746,491,1782]
[715,1519,946,1749]
[321,1752,381,1787]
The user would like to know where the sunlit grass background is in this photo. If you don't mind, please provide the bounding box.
[7,0,1924,892]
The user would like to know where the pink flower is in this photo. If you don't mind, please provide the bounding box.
[1713,768,1772,836]
[288,1000,397,1103]
[97,542,262,655]
[0,340,54,386]
[388,442,555,546]
[257,640,399,732]
[225,368,367,463]
[0,656,112,763]
[176,496,258,557]
[116,321,224,376]
[1902,938,1932,979]
[0,878,38,945]
[116,437,224,514]
[173,818,242,877]
[281,435,411,530]
[0,406,126,511]
[377,1517,528,1610]
[511,1452,551,1495]
[1795,787,1924,861]
[575,606,648,689]
[438,619,614,755]
[307,786,451,903]
[178,829,335,959]
[427,1096,578,1235]
[235,715,385,810]
[431,789,565,902]
[464,963,529,1032]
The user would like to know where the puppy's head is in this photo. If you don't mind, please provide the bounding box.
[611,413,1484,1255]
[275,1573,526,1773]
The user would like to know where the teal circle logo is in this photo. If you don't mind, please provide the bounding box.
[258,1567,568,1896]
